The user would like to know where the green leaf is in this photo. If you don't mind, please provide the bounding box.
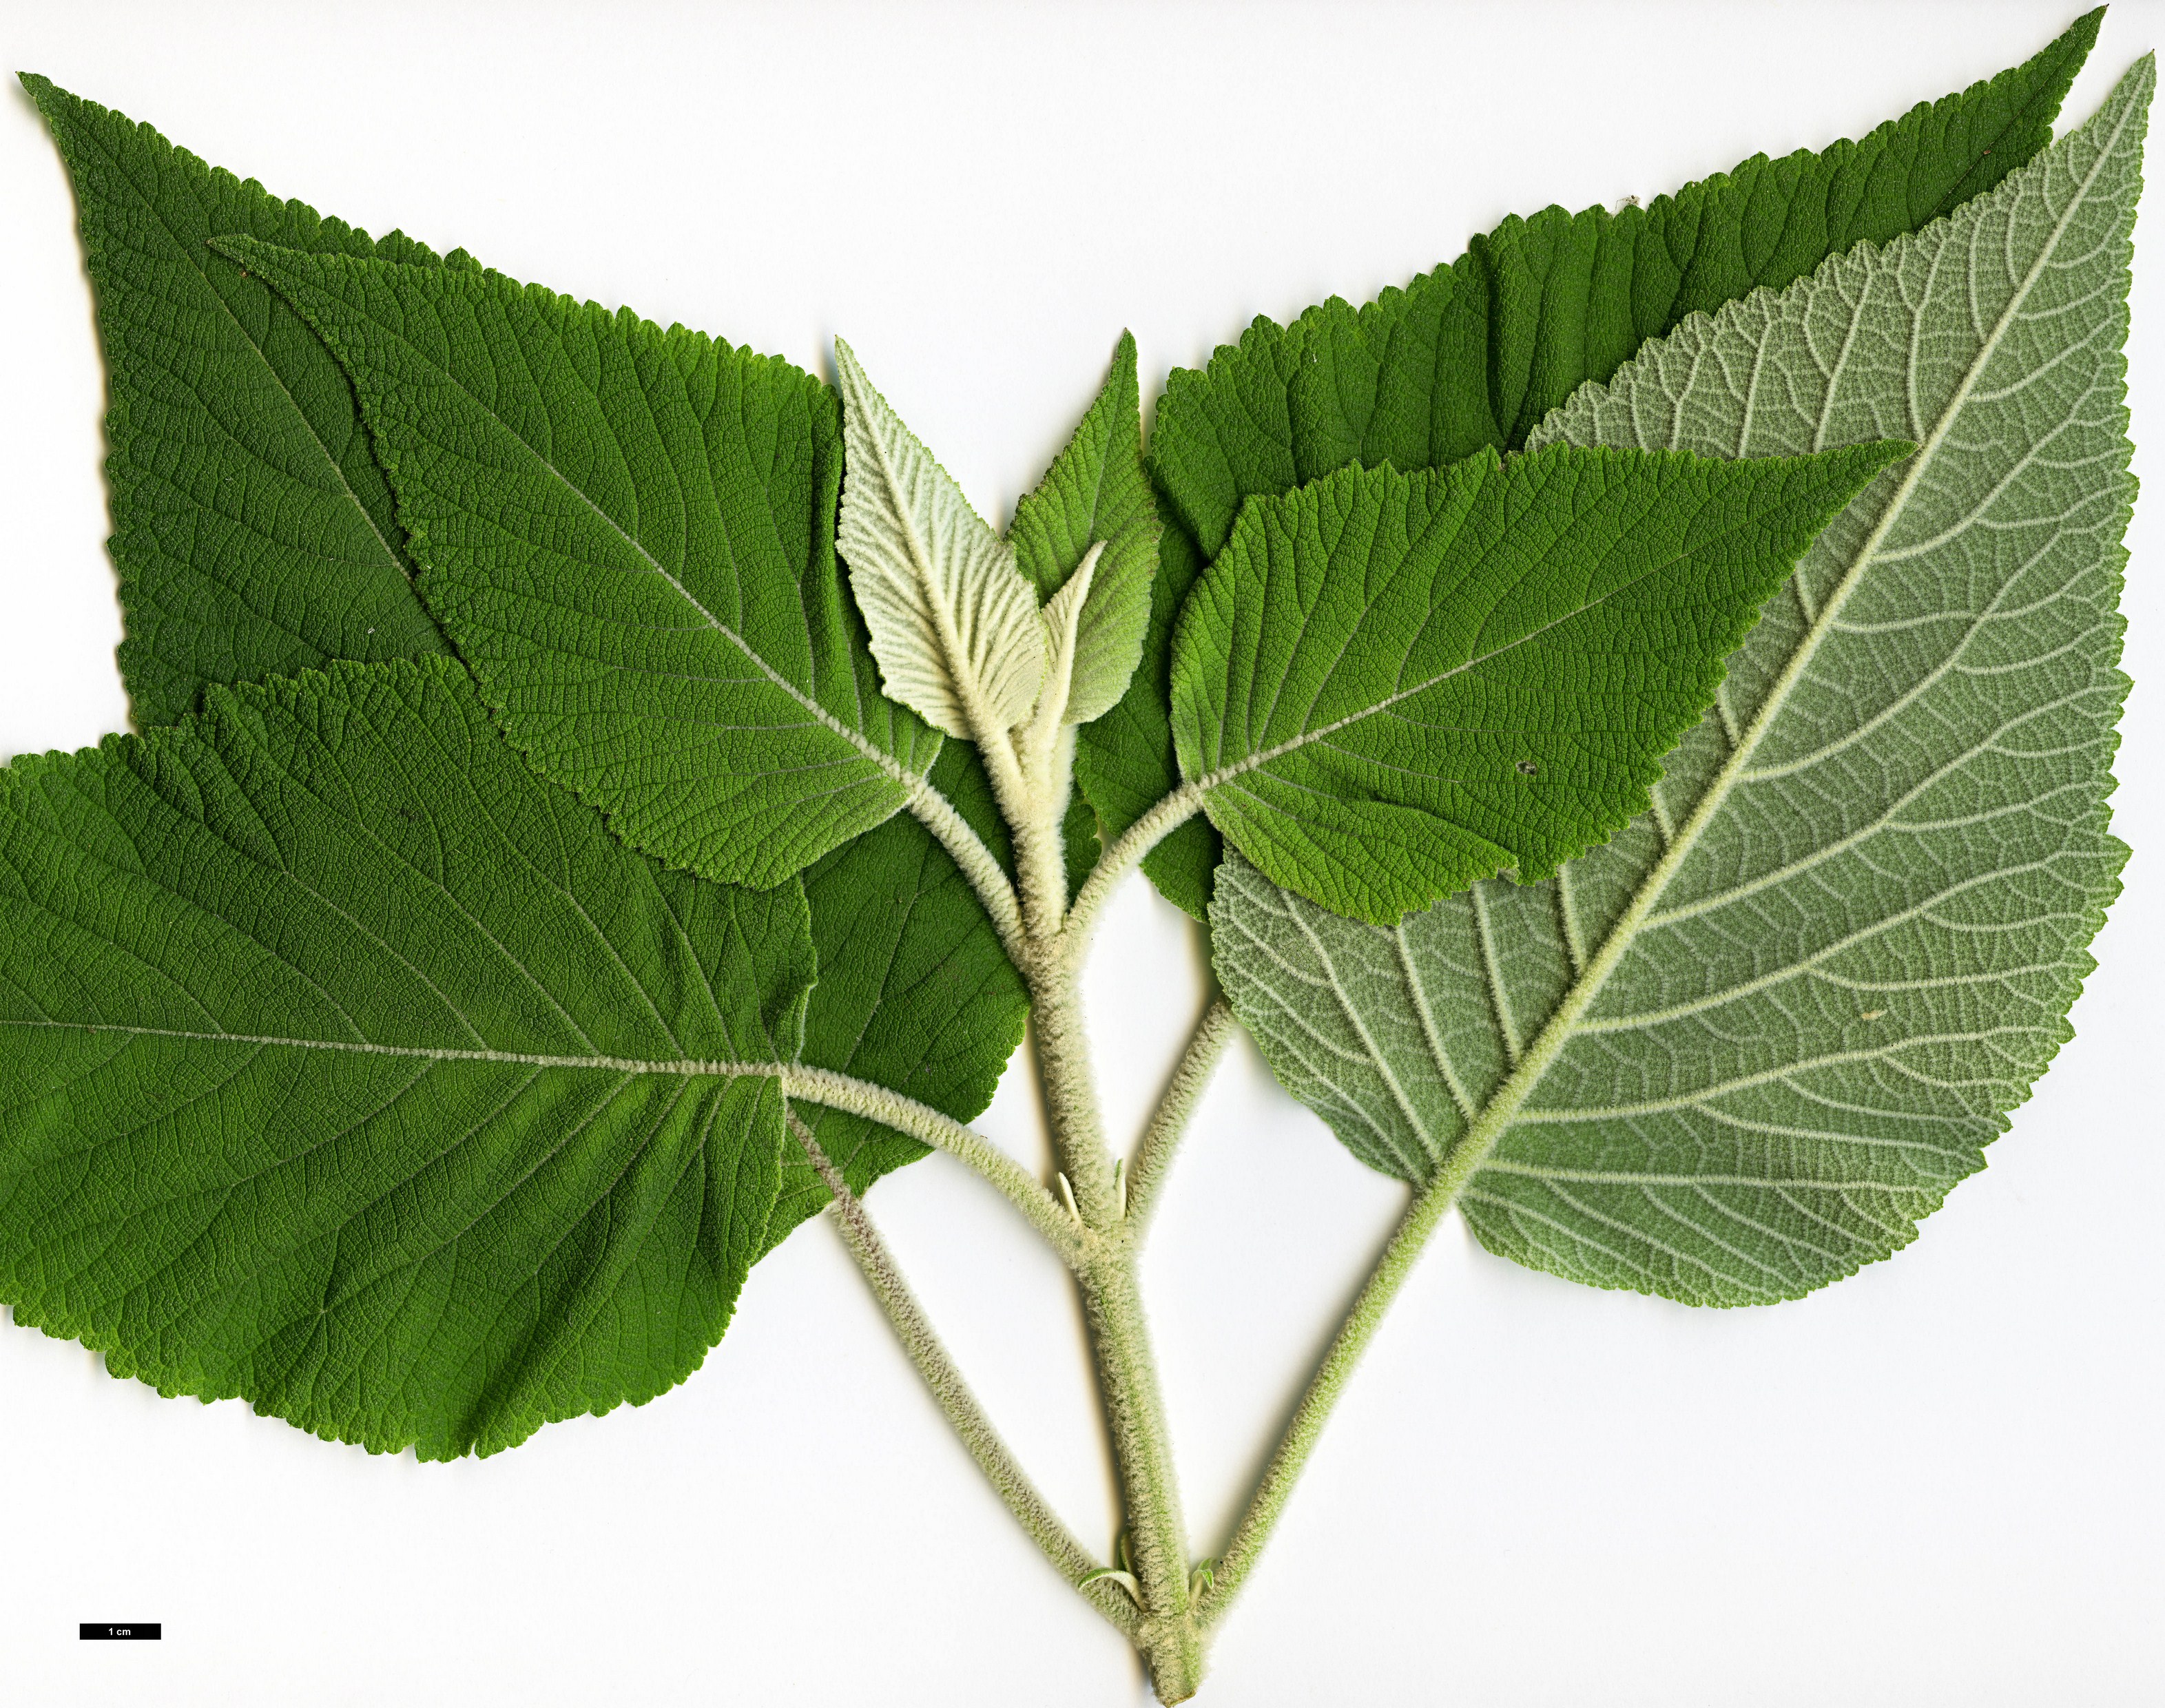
[1212,56,2147,1304]
[1008,332,1160,726]
[19,74,453,728]
[0,656,814,1457]
[23,90,1015,1251]
[1151,11,2099,556]
[219,238,940,889]
[834,340,1047,742]
[1082,10,2100,917]
[1171,441,1906,925]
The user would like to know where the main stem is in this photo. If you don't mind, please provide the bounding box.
[1018,800,1203,1700]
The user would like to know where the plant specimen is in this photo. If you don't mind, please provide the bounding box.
[0,10,2144,1698]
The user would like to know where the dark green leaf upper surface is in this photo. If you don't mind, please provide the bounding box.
[21,75,451,727]
[221,238,940,889]
[0,657,811,1457]
[64,143,1020,1231]
[1172,443,1906,924]
[30,85,1017,1224]
[1149,11,2096,557]
[1080,12,2099,917]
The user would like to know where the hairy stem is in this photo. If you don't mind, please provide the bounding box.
[1013,787,1074,946]
[1075,1247,1203,1699]
[1027,973,1121,1226]
[905,777,1028,964]
[1126,995,1236,1234]
[791,1114,1141,1640]
[953,762,1221,1693]
[1064,782,1203,953]
[1030,959,1201,1699]
[1198,1093,1503,1625]
[779,1065,1080,1260]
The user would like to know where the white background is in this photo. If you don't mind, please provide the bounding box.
[0,3,2159,1703]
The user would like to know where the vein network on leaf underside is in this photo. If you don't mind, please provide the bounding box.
[1634,699,2095,933]
[1525,1028,2051,1118]
[1460,95,2140,1140]
[1203,60,2146,1269]
[1577,860,2089,1032]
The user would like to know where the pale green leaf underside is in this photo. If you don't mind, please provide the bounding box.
[1172,443,1904,924]
[835,340,1046,740]
[0,658,814,1457]
[1214,60,2147,1305]
[220,239,938,891]
[1008,331,1160,727]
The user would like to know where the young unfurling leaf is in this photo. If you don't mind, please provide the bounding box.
[1023,541,1104,745]
[1010,332,1159,729]
[834,339,1048,744]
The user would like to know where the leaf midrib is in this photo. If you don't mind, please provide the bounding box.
[0,1016,777,1076]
